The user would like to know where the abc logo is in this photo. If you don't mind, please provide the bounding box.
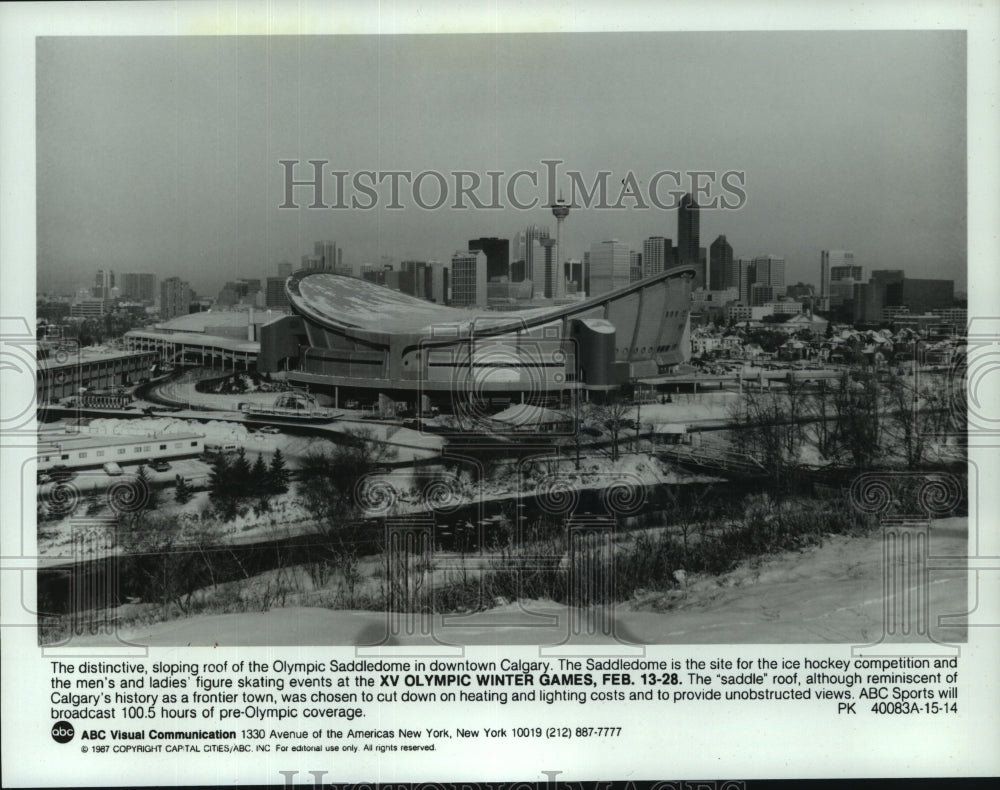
[51,721,75,744]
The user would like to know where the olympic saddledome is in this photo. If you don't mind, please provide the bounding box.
[258,266,695,405]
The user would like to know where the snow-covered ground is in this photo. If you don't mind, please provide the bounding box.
[37,489,322,563]
[36,416,442,559]
[69,415,442,457]
[149,369,285,410]
[65,517,967,646]
[150,368,740,433]
[627,392,739,425]
[39,415,367,480]
[37,446,718,562]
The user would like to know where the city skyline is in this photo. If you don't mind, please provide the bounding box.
[36,31,966,295]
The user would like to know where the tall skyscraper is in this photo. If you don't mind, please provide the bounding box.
[400,260,429,299]
[217,280,258,306]
[723,257,741,292]
[515,224,550,283]
[642,236,671,278]
[829,262,864,308]
[92,269,115,299]
[820,250,855,299]
[709,236,733,292]
[588,240,631,296]
[121,273,157,302]
[160,277,191,320]
[630,251,643,283]
[468,237,510,282]
[733,258,756,303]
[316,241,338,272]
[532,238,564,299]
[752,255,786,294]
[428,262,449,304]
[746,256,786,307]
[565,259,584,293]
[265,277,290,309]
[749,283,779,306]
[831,264,863,281]
[450,250,487,308]
[677,194,700,268]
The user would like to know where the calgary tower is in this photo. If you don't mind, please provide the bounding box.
[548,193,572,299]
[550,191,571,255]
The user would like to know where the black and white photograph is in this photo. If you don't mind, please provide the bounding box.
[2,1,999,787]
[30,26,969,648]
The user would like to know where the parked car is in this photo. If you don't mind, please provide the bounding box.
[147,459,171,472]
[205,443,238,455]
[175,473,205,490]
[48,466,74,483]
[102,462,124,476]
[258,426,281,434]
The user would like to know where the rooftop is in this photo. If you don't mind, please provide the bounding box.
[38,430,205,452]
[125,329,259,353]
[293,272,557,335]
[156,309,285,333]
[288,267,697,337]
[37,345,156,370]
[490,404,571,427]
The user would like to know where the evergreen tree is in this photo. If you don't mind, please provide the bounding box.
[208,453,229,498]
[135,464,158,510]
[208,453,237,520]
[251,454,270,511]
[251,453,268,490]
[232,447,252,483]
[268,448,290,495]
[174,475,193,504]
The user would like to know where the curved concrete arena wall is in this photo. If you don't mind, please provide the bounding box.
[259,266,695,394]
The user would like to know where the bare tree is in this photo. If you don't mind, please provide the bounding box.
[729,378,808,489]
[593,398,632,463]
[119,515,205,615]
[920,379,962,448]
[557,399,597,470]
[806,378,840,461]
[834,371,883,469]
[296,427,400,594]
[885,370,926,468]
[297,427,399,537]
[781,374,808,463]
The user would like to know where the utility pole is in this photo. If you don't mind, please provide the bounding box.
[635,382,642,453]
[574,382,581,470]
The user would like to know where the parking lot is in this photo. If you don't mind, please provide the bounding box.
[38,455,212,499]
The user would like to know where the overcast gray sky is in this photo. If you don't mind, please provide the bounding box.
[36,31,966,295]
